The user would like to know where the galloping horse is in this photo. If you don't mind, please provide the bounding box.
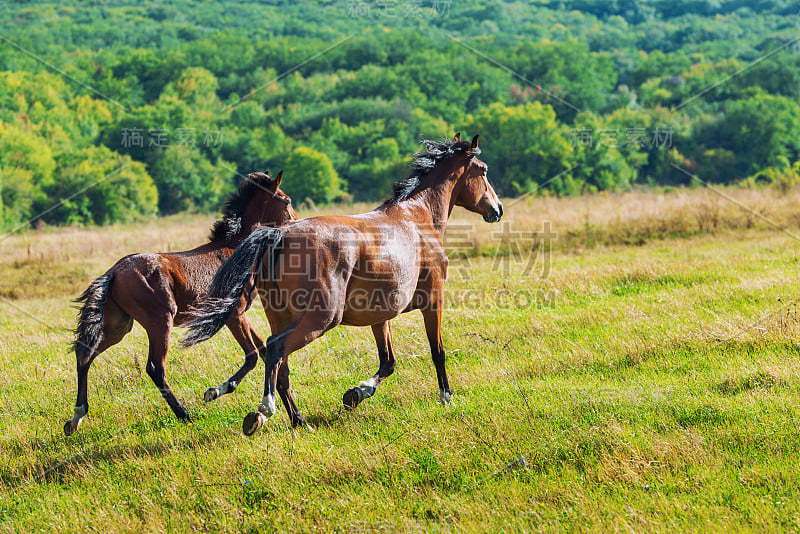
[64,171,297,435]
[184,134,503,435]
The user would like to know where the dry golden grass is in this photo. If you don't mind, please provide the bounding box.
[4,184,800,301]
[470,185,800,251]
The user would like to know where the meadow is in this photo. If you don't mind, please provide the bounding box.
[2,185,800,532]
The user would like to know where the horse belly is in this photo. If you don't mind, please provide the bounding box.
[341,279,415,326]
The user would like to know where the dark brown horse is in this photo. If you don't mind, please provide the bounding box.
[65,171,297,435]
[184,134,502,435]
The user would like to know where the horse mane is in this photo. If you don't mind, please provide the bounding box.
[209,172,274,242]
[385,138,480,204]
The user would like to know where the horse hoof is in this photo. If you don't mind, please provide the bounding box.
[292,414,314,432]
[439,390,453,406]
[63,420,77,436]
[204,388,220,403]
[343,387,362,410]
[243,411,266,436]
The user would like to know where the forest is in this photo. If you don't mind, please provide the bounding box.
[1,0,799,228]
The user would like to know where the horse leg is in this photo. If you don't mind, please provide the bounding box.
[260,313,307,428]
[202,332,308,429]
[64,300,133,435]
[421,306,452,405]
[343,320,396,410]
[204,316,264,402]
[243,312,336,436]
[275,359,307,428]
[144,316,192,422]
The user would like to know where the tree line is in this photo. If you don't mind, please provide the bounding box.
[1,0,799,229]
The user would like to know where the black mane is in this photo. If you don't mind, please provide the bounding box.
[386,138,479,204]
[209,172,273,242]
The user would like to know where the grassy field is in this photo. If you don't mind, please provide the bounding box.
[2,186,800,532]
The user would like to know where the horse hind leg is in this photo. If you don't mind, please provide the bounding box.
[64,301,132,435]
[244,310,337,436]
[144,316,192,422]
[343,321,396,410]
[243,333,289,436]
[276,359,308,428]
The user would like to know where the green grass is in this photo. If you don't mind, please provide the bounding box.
[2,214,800,531]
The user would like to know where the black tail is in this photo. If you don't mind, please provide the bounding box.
[73,273,114,360]
[183,226,283,347]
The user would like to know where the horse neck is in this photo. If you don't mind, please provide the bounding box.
[211,211,262,247]
[238,200,269,239]
[240,218,261,238]
[413,162,465,236]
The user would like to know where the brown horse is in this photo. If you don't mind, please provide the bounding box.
[184,134,503,435]
[64,171,297,435]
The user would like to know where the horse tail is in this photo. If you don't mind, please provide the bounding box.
[183,226,283,347]
[73,273,114,360]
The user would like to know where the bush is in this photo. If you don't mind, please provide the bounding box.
[148,145,231,214]
[283,147,345,205]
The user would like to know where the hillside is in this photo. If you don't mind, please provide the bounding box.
[1,0,799,230]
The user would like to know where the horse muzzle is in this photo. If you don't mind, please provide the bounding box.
[483,201,503,223]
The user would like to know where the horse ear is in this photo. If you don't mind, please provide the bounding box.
[275,170,283,187]
[471,134,479,149]
[453,132,461,143]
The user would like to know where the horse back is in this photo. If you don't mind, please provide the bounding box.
[107,247,232,326]
[274,213,444,326]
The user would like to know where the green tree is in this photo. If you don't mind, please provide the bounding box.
[149,145,231,214]
[163,67,219,107]
[220,124,292,179]
[693,94,800,179]
[345,138,406,202]
[571,112,635,192]
[506,39,617,120]
[0,122,56,224]
[284,147,344,205]
[50,146,159,225]
[467,102,576,196]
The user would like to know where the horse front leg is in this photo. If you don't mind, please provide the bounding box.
[421,304,452,405]
[343,320,396,410]
[204,316,264,402]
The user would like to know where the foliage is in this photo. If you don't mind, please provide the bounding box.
[1,0,799,230]
[745,156,800,194]
[148,145,230,215]
[283,146,345,205]
[52,146,159,225]
[467,102,576,196]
